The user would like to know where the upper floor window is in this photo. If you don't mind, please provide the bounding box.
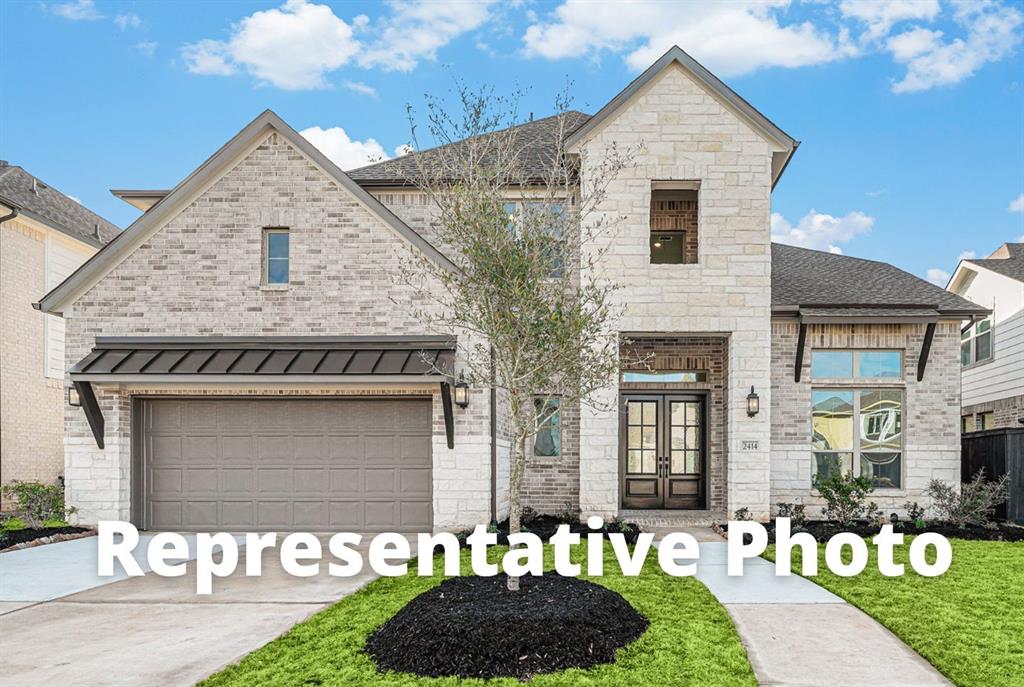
[503,201,565,276]
[650,183,699,265]
[961,317,992,366]
[263,228,289,285]
[810,350,902,380]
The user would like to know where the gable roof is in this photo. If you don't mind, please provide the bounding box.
[347,111,593,187]
[0,163,120,247]
[36,110,455,316]
[564,46,798,188]
[771,243,988,318]
[962,243,1024,283]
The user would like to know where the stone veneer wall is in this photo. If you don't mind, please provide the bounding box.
[770,320,962,515]
[62,132,492,530]
[962,395,1024,430]
[576,63,775,519]
[620,336,729,511]
[1,220,68,503]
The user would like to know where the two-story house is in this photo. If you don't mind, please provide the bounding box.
[35,47,986,531]
[1,163,119,503]
[948,243,1024,430]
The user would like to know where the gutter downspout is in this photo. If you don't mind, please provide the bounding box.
[0,201,20,227]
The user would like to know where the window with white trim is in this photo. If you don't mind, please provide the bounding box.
[263,228,289,285]
[961,317,992,366]
[812,388,903,489]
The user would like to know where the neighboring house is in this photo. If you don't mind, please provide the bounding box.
[36,47,986,531]
[947,243,1024,430]
[0,162,119,503]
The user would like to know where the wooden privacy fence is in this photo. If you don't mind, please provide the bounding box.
[962,428,1024,524]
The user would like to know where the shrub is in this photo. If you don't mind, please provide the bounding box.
[813,460,874,525]
[775,502,806,525]
[865,501,886,527]
[2,516,27,531]
[733,507,752,521]
[555,501,581,524]
[0,480,76,529]
[904,501,926,523]
[924,469,1009,527]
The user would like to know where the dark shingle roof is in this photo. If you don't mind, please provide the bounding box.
[964,243,1024,283]
[0,164,120,246]
[771,243,988,316]
[346,111,592,186]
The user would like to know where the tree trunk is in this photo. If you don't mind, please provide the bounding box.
[506,413,528,592]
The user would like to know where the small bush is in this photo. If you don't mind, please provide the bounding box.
[813,459,874,525]
[0,480,76,529]
[775,502,806,525]
[555,501,581,524]
[904,501,926,522]
[733,507,752,521]
[2,516,27,531]
[924,469,1009,527]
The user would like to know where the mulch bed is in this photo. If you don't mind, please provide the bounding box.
[0,526,92,552]
[456,514,642,548]
[365,574,649,680]
[715,519,1024,544]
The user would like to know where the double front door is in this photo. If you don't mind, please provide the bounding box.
[620,394,706,509]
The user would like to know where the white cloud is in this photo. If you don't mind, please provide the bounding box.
[135,41,158,57]
[889,2,1023,93]
[358,0,497,72]
[393,143,414,157]
[770,209,874,253]
[300,126,390,169]
[181,0,361,89]
[49,0,103,21]
[1009,193,1024,213]
[343,80,378,98]
[840,0,941,42]
[866,188,888,197]
[114,12,141,30]
[958,250,977,260]
[926,267,950,286]
[180,0,494,89]
[523,1,853,77]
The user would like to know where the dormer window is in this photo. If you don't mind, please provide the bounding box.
[650,182,699,265]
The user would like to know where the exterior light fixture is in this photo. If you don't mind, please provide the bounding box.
[746,386,759,417]
[453,374,470,408]
[68,386,81,407]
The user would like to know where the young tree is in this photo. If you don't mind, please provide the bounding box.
[397,84,636,590]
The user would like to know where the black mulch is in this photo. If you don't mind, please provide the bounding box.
[0,526,90,550]
[455,514,642,549]
[364,574,649,680]
[717,520,1024,544]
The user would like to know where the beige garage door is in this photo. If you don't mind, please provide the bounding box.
[137,397,433,532]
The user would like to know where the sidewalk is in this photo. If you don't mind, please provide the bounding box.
[663,529,951,687]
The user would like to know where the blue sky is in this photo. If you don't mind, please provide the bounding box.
[2,0,1022,284]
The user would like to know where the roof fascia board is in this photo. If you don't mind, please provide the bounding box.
[38,110,455,315]
[0,197,104,249]
[962,259,1023,285]
[566,47,796,155]
[73,374,447,384]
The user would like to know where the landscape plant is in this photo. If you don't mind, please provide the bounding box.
[398,83,636,590]
[813,460,874,525]
[924,469,1009,527]
[0,480,76,529]
[774,502,806,525]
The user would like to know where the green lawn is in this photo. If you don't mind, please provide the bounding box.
[766,538,1024,687]
[201,546,756,687]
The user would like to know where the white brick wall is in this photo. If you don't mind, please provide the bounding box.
[575,63,775,519]
[63,131,492,530]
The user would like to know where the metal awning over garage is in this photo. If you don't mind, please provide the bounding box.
[68,336,459,450]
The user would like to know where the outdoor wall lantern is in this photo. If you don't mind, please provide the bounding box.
[68,386,81,407]
[746,386,760,417]
[453,374,470,408]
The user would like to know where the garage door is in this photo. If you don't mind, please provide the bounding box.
[137,397,433,532]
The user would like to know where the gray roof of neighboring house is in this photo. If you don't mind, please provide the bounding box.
[346,111,593,186]
[771,243,988,317]
[963,243,1024,283]
[0,163,120,247]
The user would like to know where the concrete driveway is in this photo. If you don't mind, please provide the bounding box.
[0,535,384,687]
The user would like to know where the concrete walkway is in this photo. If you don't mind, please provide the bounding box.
[0,535,383,687]
[668,528,951,687]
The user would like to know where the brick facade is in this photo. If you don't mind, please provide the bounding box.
[770,320,963,515]
[62,132,491,530]
[962,395,1024,430]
